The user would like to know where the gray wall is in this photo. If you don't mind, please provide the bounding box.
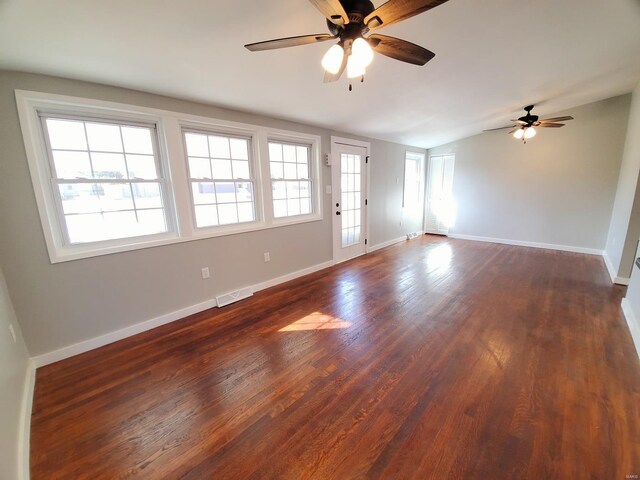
[605,83,640,278]
[429,95,631,250]
[0,265,30,480]
[0,70,425,357]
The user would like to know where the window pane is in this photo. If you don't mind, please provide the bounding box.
[283,144,296,163]
[299,181,311,199]
[287,198,300,216]
[195,204,218,227]
[230,138,249,160]
[189,157,212,179]
[58,183,133,214]
[91,153,127,179]
[212,159,232,179]
[132,183,162,209]
[236,182,254,203]
[136,209,167,235]
[232,160,250,179]
[300,198,311,215]
[65,210,148,244]
[218,203,238,224]
[272,181,286,200]
[296,146,308,163]
[215,182,236,203]
[268,143,282,162]
[270,162,284,179]
[286,181,299,199]
[121,127,153,154]
[127,154,158,179]
[273,199,287,218]
[284,163,297,180]
[185,133,209,157]
[52,151,91,179]
[192,182,216,205]
[237,202,254,223]
[86,123,123,152]
[46,119,87,150]
[297,164,309,179]
[209,136,230,159]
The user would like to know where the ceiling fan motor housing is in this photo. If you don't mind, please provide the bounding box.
[328,0,375,33]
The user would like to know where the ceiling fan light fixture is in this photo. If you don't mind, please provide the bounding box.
[524,126,537,139]
[347,54,366,78]
[352,37,374,67]
[321,43,344,74]
[513,128,525,140]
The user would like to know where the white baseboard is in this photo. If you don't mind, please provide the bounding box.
[252,260,334,292]
[18,359,35,480]
[602,251,631,285]
[32,259,336,368]
[448,233,604,256]
[621,298,640,360]
[368,236,407,253]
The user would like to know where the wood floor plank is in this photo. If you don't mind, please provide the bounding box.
[30,235,640,479]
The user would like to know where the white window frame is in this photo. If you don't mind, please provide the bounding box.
[16,90,323,263]
[403,150,425,209]
[267,134,322,225]
[181,125,264,234]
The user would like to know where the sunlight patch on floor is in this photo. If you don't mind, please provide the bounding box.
[279,312,352,332]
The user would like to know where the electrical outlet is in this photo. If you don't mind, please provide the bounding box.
[8,324,17,344]
[201,267,210,279]
[264,252,271,262]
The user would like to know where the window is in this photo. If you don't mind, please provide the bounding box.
[17,90,322,262]
[268,141,313,218]
[184,131,256,228]
[41,116,171,244]
[403,151,425,210]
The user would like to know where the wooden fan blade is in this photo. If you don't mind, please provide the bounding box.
[483,125,517,132]
[539,123,565,128]
[540,116,574,123]
[365,0,450,30]
[323,52,348,83]
[245,34,334,52]
[308,0,349,25]
[510,120,527,125]
[368,34,435,66]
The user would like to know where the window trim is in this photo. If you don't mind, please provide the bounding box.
[403,150,425,209]
[39,113,176,247]
[181,126,264,233]
[267,137,319,224]
[16,90,323,263]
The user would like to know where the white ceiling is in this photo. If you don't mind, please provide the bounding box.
[1,0,639,148]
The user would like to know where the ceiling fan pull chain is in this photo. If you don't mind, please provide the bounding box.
[361,75,364,83]
[349,83,352,91]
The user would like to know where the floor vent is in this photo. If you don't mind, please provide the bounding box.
[216,287,253,307]
[406,232,420,240]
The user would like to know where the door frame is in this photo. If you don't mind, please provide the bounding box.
[330,136,371,264]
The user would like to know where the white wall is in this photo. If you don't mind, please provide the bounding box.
[605,83,640,279]
[429,95,631,252]
[0,70,425,359]
[0,264,30,480]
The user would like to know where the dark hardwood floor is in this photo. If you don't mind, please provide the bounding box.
[31,235,640,479]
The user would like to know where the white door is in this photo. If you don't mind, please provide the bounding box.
[424,154,455,235]
[332,144,368,263]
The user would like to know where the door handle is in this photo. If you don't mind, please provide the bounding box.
[336,211,341,215]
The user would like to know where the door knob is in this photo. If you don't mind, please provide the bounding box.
[336,211,341,215]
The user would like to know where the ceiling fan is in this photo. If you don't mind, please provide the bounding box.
[484,105,574,143]
[244,0,450,89]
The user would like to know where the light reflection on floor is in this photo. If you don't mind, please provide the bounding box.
[426,244,453,271]
[279,312,352,332]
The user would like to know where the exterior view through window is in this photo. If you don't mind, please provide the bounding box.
[268,141,313,218]
[42,117,169,244]
[184,131,256,228]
